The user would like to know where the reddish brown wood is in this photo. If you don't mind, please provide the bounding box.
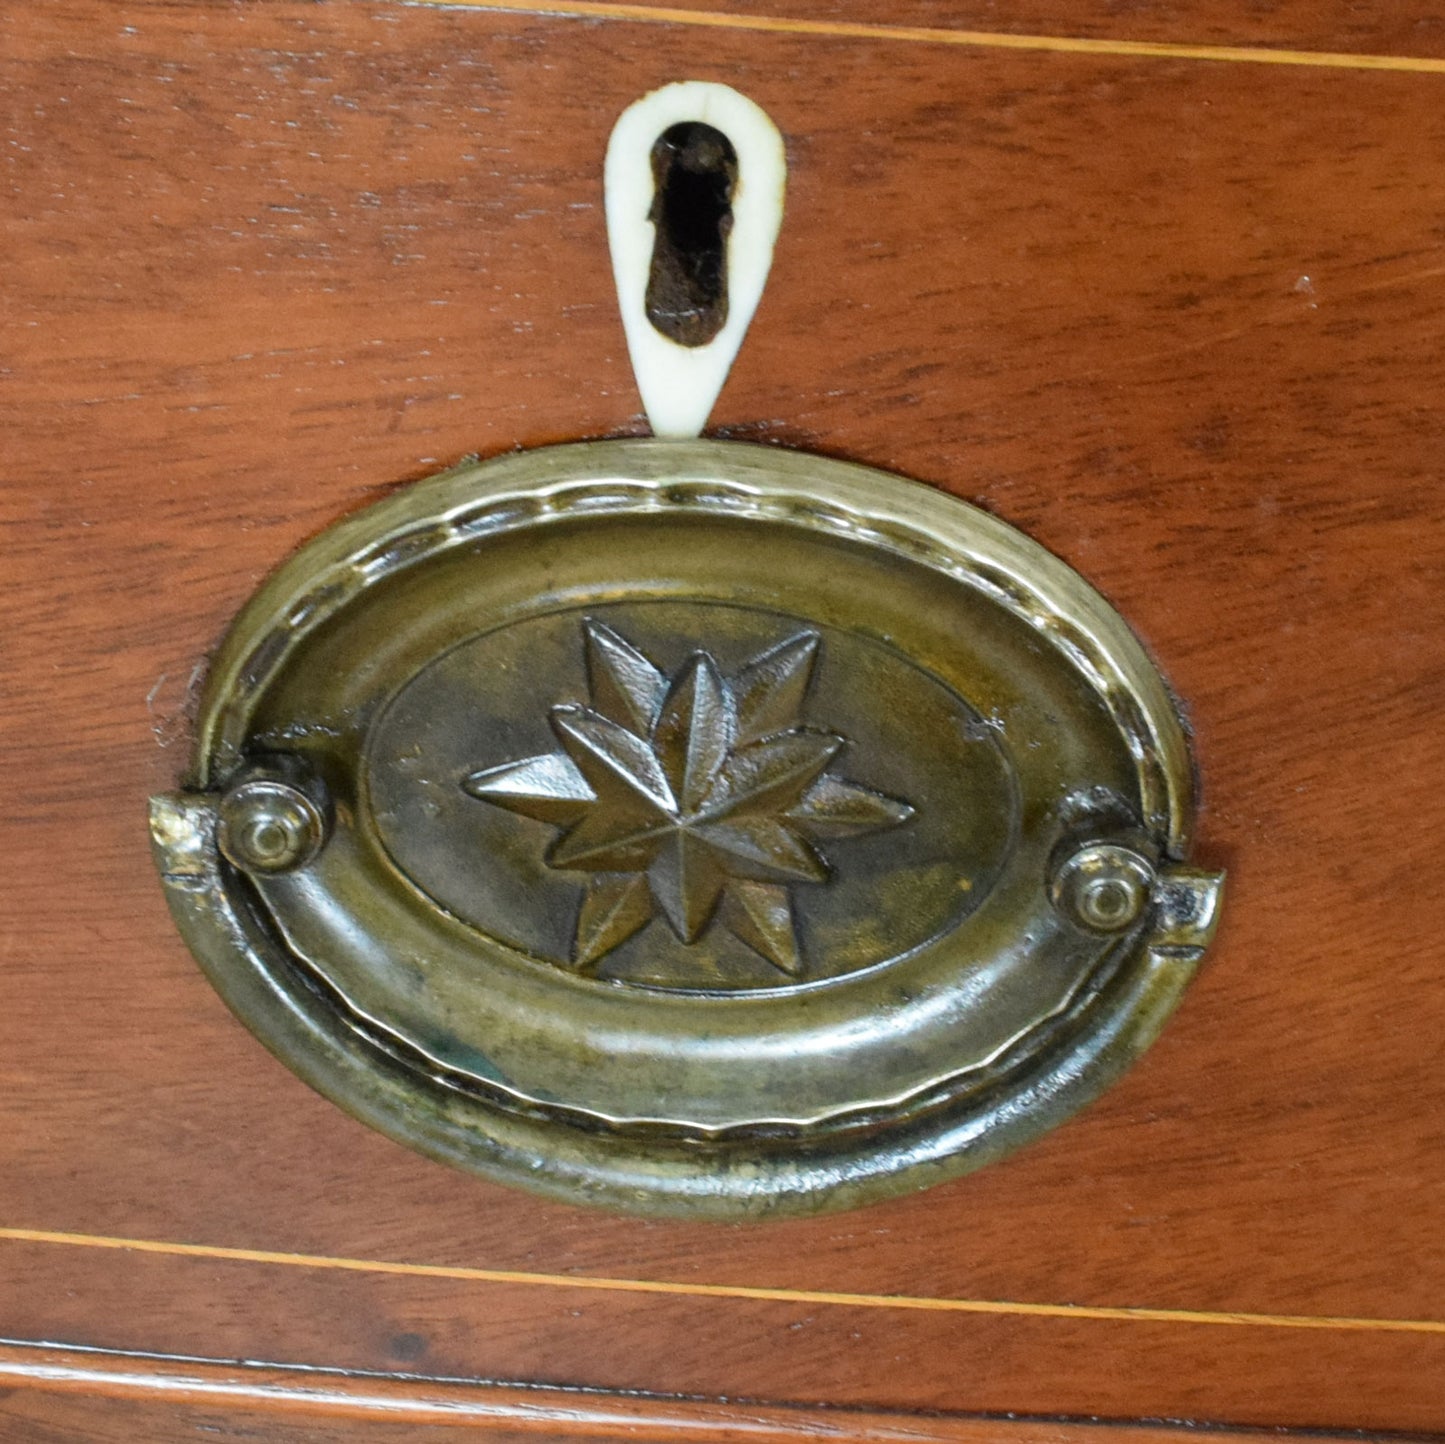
[4,1340,1394,1444]
[3,0,1445,1434]
[581,0,1445,57]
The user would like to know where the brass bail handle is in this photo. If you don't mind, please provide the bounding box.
[142,85,1224,1217]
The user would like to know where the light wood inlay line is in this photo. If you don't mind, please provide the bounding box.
[404,0,1445,74]
[3,1226,1443,1336]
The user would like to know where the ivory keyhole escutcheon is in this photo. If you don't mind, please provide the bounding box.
[605,81,786,438]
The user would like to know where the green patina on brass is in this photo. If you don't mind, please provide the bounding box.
[149,438,1223,1219]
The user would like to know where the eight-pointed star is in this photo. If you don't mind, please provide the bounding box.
[462,620,913,976]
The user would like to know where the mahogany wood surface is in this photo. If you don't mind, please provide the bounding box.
[3,1340,1386,1444]
[3,0,1445,1436]
[486,0,1445,60]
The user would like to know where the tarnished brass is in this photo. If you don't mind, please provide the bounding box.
[150,439,1222,1218]
[216,756,331,876]
[459,619,914,978]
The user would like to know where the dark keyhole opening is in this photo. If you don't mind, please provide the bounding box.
[645,122,738,348]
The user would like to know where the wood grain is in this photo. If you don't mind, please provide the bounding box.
[4,1340,1397,1444]
[408,0,1445,68]
[3,0,1445,1434]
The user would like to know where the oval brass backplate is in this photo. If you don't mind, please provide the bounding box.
[150,439,1222,1219]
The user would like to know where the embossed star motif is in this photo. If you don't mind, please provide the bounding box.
[462,620,914,977]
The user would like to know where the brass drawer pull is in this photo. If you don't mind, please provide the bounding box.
[151,439,1221,1218]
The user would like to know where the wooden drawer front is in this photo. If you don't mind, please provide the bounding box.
[3,0,1444,1434]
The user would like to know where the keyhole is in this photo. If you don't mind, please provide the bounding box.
[645,122,738,348]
